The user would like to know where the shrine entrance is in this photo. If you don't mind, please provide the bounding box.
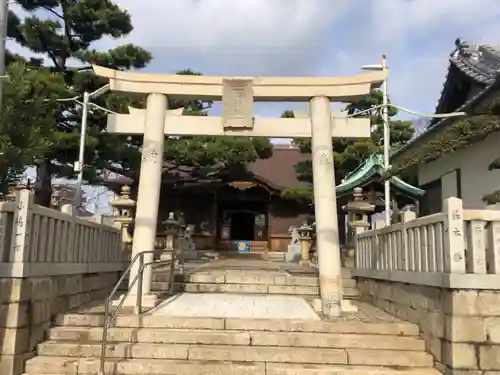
[94,64,386,317]
[216,183,268,251]
[218,201,267,242]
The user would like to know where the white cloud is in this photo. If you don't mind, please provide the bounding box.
[116,0,344,49]
[369,0,500,44]
[103,0,350,76]
[9,0,500,117]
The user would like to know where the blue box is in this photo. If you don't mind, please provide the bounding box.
[233,240,250,253]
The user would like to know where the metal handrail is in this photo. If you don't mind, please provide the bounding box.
[98,248,177,375]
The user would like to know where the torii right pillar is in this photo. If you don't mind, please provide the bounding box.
[310,96,342,317]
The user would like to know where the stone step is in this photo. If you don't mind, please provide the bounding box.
[24,356,262,375]
[153,273,357,288]
[23,357,441,375]
[47,326,426,351]
[155,281,320,295]
[54,315,420,336]
[35,342,434,367]
[264,364,441,375]
[150,281,358,297]
[152,266,353,279]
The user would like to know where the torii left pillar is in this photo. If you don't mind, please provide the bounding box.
[126,93,167,307]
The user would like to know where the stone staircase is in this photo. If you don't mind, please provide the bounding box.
[23,309,441,375]
[151,265,359,299]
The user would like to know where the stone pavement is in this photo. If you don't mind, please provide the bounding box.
[150,293,321,320]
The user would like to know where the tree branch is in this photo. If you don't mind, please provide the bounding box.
[36,30,59,67]
[41,5,63,20]
[60,0,76,52]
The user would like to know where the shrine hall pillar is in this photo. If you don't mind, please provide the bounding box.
[129,93,168,300]
[310,96,342,317]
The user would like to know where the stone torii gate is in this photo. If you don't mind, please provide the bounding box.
[93,65,386,317]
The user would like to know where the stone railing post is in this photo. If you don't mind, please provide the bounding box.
[60,203,77,262]
[399,210,416,271]
[443,197,466,273]
[9,187,34,263]
[90,215,104,262]
[371,219,386,270]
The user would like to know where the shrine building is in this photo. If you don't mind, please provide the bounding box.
[105,145,313,254]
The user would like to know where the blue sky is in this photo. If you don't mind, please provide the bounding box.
[7,0,500,212]
[11,0,500,120]
[93,0,500,120]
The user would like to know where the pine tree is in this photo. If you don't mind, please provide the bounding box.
[4,1,273,205]
[0,62,71,197]
[6,0,152,206]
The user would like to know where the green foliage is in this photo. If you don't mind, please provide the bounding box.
[484,117,500,204]
[283,90,416,201]
[280,187,313,203]
[3,1,273,205]
[489,157,500,170]
[483,190,500,205]
[280,110,295,118]
[0,62,71,197]
[2,0,152,205]
[395,115,500,171]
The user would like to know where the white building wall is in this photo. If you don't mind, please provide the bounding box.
[418,131,500,209]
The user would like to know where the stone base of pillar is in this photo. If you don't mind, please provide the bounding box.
[113,293,159,313]
[312,298,358,314]
[340,299,358,312]
[299,259,310,267]
[160,251,174,261]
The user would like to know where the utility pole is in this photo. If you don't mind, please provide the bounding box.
[361,55,391,225]
[73,84,109,207]
[381,55,391,226]
[0,0,9,116]
[74,91,89,207]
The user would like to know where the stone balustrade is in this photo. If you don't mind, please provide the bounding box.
[353,196,500,374]
[355,197,500,288]
[0,188,123,278]
[0,188,126,375]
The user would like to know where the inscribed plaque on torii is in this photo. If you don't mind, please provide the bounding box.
[222,78,254,129]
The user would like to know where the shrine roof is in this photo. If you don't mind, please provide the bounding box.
[249,145,310,190]
[392,39,500,167]
[336,153,425,197]
[430,39,500,128]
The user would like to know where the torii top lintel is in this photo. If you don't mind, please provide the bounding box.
[92,65,386,102]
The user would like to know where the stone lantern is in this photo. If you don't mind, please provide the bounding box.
[342,187,375,263]
[344,187,375,230]
[297,222,314,265]
[159,212,182,262]
[110,185,136,246]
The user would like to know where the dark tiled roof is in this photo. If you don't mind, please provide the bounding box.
[450,44,500,85]
[392,39,500,162]
[431,39,500,126]
[248,145,310,190]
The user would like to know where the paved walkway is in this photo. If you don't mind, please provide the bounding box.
[150,293,321,320]
[148,258,322,320]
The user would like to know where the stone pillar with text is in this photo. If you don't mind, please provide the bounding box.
[310,96,343,317]
[128,93,168,304]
